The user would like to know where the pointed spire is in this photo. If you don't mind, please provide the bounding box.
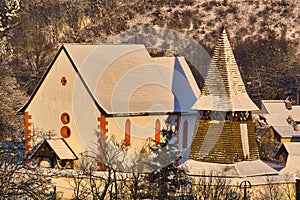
[192,28,258,111]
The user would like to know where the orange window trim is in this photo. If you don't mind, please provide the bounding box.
[125,119,131,146]
[25,112,32,165]
[98,115,108,134]
[155,119,160,144]
[97,115,108,171]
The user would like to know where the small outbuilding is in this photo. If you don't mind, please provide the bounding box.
[30,138,77,169]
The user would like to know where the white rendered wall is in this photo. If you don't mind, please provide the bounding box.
[107,115,169,151]
[25,50,95,155]
[178,112,198,159]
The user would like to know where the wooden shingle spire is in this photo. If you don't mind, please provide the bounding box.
[189,28,260,164]
[192,28,258,111]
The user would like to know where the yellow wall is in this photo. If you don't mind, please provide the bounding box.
[107,115,172,151]
[281,138,291,142]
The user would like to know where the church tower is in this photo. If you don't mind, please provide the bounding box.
[189,28,260,164]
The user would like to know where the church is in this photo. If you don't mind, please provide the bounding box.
[21,27,279,178]
[20,43,201,169]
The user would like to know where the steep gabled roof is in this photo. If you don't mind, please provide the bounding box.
[31,138,77,160]
[192,28,258,111]
[19,46,65,113]
[20,44,200,115]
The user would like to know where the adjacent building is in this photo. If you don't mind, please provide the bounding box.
[184,28,277,179]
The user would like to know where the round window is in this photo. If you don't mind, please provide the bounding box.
[61,126,71,138]
[61,113,70,124]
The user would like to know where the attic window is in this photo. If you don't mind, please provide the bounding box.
[61,126,71,138]
[61,77,67,86]
[61,113,70,124]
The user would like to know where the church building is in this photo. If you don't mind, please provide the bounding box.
[20,44,201,169]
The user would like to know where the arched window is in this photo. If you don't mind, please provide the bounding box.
[155,119,160,144]
[182,120,188,149]
[125,119,131,146]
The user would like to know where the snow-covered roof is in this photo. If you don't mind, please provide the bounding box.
[65,44,201,114]
[281,142,300,156]
[47,139,77,160]
[235,160,278,177]
[273,143,300,174]
[272,126,300,138]
[182,159,277,178]
[280,155,300,174]
[192,28,258,112]
[21,44,201,115]
[262,114,290,126]
[260,100,300,123]
[31,138,77,160]
[182,159,239,177]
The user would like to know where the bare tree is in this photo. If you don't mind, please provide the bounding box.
[8,0,60,93]
[191,171,242,200]
[67,151,99,200]
[66,133,129,200]
[253,176,284,200]
[280,173,296,200]
[0,50,27,140]
[0,140,54,199]
[0,0,19,37]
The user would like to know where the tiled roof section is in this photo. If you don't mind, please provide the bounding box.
[189,120,259,164]
[192,28,258,111]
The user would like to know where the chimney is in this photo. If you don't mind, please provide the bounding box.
[285,97,293,110]
[287,115,298,131]
[294,123,299,131]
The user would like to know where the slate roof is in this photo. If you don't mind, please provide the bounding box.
[192,28,258,111]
